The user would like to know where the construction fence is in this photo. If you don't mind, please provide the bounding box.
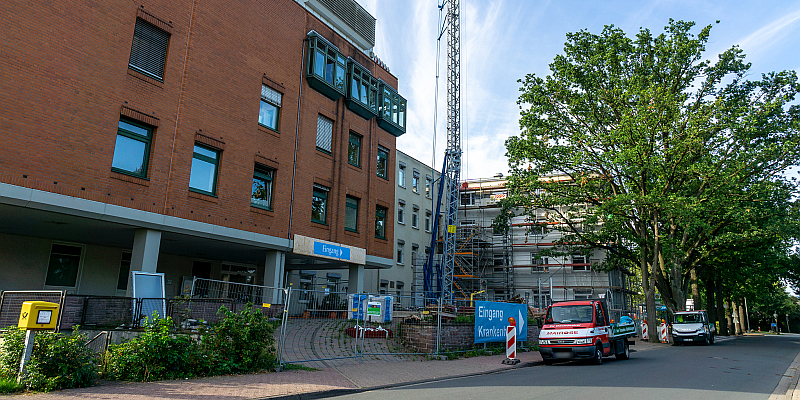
[0,281,544,370]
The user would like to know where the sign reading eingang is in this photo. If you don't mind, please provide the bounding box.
[474,301,527,344]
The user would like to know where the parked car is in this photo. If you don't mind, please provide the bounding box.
[671,310,715,345]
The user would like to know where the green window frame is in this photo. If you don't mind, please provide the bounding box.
[111,118,153,178]
[259,85,282,132]
[376,82,407,136]
[306,33,346,100]
[348,132,362,167]
[346,60,379,119]
[345,196,359,232]
[312,184,329,224]
[375,205,388,239]
[129,18,170,81]
[377,146,389,179]
[189,144,220,196]
[251,165,275,210]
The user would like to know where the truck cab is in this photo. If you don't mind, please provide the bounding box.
[671,310,715,345]
[538,300,635,365]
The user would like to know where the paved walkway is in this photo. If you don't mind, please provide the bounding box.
[12,338,672,400]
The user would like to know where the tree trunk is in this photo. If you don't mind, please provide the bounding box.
[706,274,717,331]
[641,226,659,343]
[729,300,738,335]
[738,299,747,334]
[715,275,728,336]
[690,267,701,310]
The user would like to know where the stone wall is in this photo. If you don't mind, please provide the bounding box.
[401,321,541,353]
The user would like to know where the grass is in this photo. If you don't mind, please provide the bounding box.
[282,363,319,372]
[0,378,22,394]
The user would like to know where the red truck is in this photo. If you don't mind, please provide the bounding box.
[538,300,636,365]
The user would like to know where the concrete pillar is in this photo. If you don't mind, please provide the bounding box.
[125,229,162,297]
[262,250,285,304]
[348,264,365,294]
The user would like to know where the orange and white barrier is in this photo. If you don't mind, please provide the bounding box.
[658,321,668,343]
[502,317,520,365]
[641,320,648,340]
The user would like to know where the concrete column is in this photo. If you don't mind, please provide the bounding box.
[262,250,285,304]
[125,229,162,297]
[348,264,365,294]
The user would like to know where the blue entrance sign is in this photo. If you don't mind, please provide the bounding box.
[474,301,527,343]
[313,241,351,260]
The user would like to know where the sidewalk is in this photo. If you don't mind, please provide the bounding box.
[13,341,667,400]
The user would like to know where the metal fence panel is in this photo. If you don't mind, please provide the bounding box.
[0,291,64,329]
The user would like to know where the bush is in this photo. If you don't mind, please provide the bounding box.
[104,316,206,381]
[0,327,98,392]
[0,378,23,394]
[202,305,276,375]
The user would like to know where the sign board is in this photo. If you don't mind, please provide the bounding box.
[132,271,166,319]
[313,241,351,260]
[293,234,366,264]
[474,301,527,343]
[367,302,381,316]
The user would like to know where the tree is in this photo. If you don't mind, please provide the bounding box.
[501,20,800,341]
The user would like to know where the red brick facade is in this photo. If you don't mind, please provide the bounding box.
[0,0,398,259]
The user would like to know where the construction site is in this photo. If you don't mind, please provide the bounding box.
[414,176,634,311]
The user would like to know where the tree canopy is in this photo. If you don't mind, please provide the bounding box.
[501,19,800,336]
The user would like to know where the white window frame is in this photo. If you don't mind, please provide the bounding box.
[397,201,405,224]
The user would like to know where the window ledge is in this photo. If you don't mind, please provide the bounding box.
[250,205,275,216]
[344,229,360,238]
[110,171,150,186]
[188,189,219,203]
[316,150,333,160]
[346,163,362,171]
[258,124,280,138]
[127,68,164,88]
[312,221,330,229]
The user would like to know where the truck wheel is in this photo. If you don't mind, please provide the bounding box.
[592,344,603,365]
[615,340,630,360]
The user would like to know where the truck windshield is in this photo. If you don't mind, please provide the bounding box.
[546,305,594,324]
[674,313,703,324]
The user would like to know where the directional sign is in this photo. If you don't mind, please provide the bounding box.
[474,301,527,343]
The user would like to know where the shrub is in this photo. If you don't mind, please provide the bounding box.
[0,378,23,394]
[104,316,206,381]
[0,327,98,392]
[202,305,276,375]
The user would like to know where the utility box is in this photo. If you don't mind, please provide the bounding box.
[364,295,393,323]
[18,301,59,330]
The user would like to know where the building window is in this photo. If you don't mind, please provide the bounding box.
[531,224,548,237]
[345,196,359,232]
[377,82,407,136]
[375,205,387,239]
[189,144,220,196]
[312,184,329,224]
[129,18,170,81]
[307,33,347,100]
[377,146,389,179]
[411,244,419,266]
[259,85,282,131]
[426,176,432,198]
[116,251,132,291]
[425,211,432,232]
[397,201,405,224]
[412,206,419,229]
[44,244,82,287]
[460,192,476,206]
[573,253,588,271]
[531,253,549,266]
[316,115,333,153]
[412,170,420,193]
[251,165,275,210]
[348,132,362,167]
[398,163,406,187]
[112,119,152,178]
[396,242,404,264]
[346,60,379,119]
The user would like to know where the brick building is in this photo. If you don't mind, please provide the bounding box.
[0,0,407,300]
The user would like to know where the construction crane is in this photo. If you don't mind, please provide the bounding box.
[424,0,461,304]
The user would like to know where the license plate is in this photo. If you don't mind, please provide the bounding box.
[684,338,693,341]
[553,352,572,359]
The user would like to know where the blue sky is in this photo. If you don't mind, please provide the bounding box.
[360,0,800,179]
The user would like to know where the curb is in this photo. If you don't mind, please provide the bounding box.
[769,345,800,400]
[260,361,539,400]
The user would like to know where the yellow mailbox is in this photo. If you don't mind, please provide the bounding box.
[18,301,59,330]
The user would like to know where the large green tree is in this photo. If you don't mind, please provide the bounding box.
[501,20,800,340]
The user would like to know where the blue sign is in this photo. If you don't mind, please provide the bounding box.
[474,301,527,343]
[313,241,351,260]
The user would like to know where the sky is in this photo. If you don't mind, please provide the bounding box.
[358,0,800,179]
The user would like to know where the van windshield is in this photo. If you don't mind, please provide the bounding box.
[674,313,703,324]
[546,305,594,324]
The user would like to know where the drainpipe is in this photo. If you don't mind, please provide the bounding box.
[288,29,307,241]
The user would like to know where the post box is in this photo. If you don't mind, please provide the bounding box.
[18,301,59,330]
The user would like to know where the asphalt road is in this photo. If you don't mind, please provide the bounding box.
[335,334,800,400]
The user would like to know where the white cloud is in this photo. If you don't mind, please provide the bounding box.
[737,8,800,54]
